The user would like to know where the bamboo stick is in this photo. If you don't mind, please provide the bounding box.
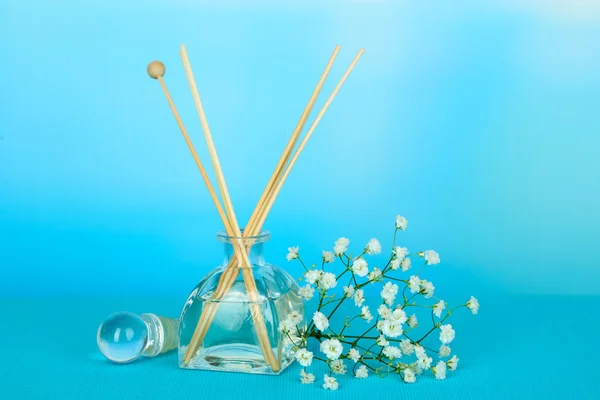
[184,48,365,361]
[179,45,278,370]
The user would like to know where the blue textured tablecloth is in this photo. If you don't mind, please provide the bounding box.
[1,295,597,400]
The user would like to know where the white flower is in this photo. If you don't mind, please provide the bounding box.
[408,275,421,293]
[410,362,423,376]
[439,324,456,344]
[417,356,433,369]
[347,348,360,363]
[304,269,322,284]
[467,296,479,315]
[322,250,335,263]
[361,306,373,323]
[396,215,408,230]
[433,360,447,380]
[414,345,427,359]
[367,267,382,281]
[401,258,412,272]
[447,355,459,371]
[365,238,381,255]
[286,246,299,261]
[323,374,339,390]
[351,258,369,277]
[439,345,451,358]
[390,307,407,324]
[317,272,337,291]
[383,346,402,359]
[420,279,435,298]
[320,339,343,360]
[355,365,368,379]
[423,249,440,265]
[407,314,418,328]
[279,317,296,334]
[377,304,391,319]
[381,320,403,338]
[298,284,315,300]
[286,311,303,326]
[353,289,365,307]
[376,335,389,346]
[403,368,416,383]
[330,359,347,375]
[343,285,355,298]
[334,237,350,256]
[394,246,409,260]
[380,282,399,306]
[300,370,315,384]
[400,339,414,355]
[295,348,313,367]
[433,300,445,318]
[312,311,329,332]
[390,258,401,270]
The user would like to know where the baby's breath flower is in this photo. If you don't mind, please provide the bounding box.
[381,320,403,338]
[420,279,435,298]
[317,272,337,291]
[322,250,335,263]
[343,285,355,298]
[390,307,407,324]
[400,339,414,355]
[320,339,343,360]
[353,289,365,307]
[380,282,399,306]
[403,368,416,383]
[407,314,418,328]
[439,324,456,344]
[376,335,389,347]
[432,360,447,380]
[330,359,347,375]
[378,304,391,319]
[396,215,408,230]
[351,258,369,277]
[367,267,382,281]
[304,269,322,284]
[334,237,350,256]
[286,311,303,326]
[417,356,433,370]
[467,296,479,315]
[300,370,315,384]
[408,275,421,293]
[423,250,440,265]
[439,345,451,358]
[355,365,369,379]
[390,258,401,270]
[361,306,373,323]
[414,345,427,359]
[366,238,382,255]
[347,348,360,363]
[383,346,402,359]
[312,311,329,332]
[295,348,314,367]
[323,374,339,390]
[401,258,412,272]
[433,300,445,318]
[447,355,459,371]
[286,246,299,261]
[394,246,409,260]
[298,284,315,300]
[410,362,423,376]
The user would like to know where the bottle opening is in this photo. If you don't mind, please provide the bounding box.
[216,230,271,245]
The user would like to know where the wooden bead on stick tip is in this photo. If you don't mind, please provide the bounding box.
[147,61,166,79]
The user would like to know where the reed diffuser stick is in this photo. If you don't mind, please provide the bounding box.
[184,49,365,360]
[179,45,278,370]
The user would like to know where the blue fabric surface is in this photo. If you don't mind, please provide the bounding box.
[0,295,597,400]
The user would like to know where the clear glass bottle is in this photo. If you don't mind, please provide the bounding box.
[97,312,179,363]
[179,231,304,374]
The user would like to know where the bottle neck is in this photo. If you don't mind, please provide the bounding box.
[222,242,266,267]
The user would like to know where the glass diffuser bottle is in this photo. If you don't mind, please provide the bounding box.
[179,231,304,374]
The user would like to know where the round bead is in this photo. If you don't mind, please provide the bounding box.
[147,61,165,79]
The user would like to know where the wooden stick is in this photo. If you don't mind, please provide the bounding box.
[179,45,278,370]
[183,46,342,358]
[187,48,365,356]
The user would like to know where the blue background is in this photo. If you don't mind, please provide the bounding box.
[1,1,599,399]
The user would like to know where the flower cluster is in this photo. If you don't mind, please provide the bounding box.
[283,215,479,390]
